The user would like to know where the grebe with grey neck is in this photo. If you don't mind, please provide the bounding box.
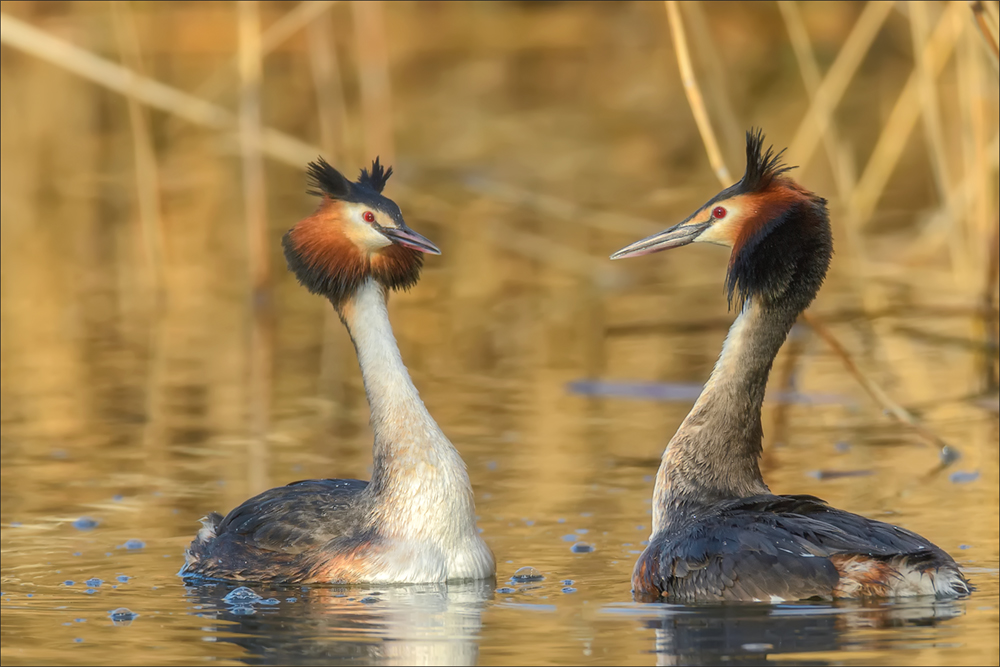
[611,130,971,603]
[180,158,495,584]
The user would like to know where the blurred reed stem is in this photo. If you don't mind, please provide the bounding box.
[0,12,319,166]
[788,1,895,179]
[238,0,272,495]
[663,0,731,184]
[351,0,395,164]
[109,1,166,300]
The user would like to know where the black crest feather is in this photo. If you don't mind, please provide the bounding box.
[306,157,352,199]
[738,128,795,194]
[358,157,393,194]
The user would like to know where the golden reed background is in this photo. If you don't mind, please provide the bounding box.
[1,2,998,665]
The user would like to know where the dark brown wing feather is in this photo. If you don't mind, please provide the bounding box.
[634,494,960,602]
[182,478,370,582]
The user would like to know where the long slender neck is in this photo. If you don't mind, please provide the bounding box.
[651,299,799,529]
[335,279,475,538]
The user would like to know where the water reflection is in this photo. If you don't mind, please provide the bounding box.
[639,598,966,666]
[186,579,495,666]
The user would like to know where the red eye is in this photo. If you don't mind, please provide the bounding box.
[363,211,375,223]
[712,206,727,219]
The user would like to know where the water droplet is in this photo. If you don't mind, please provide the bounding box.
[73,517,99,531]
[570,542,595,554]
[510,567,544,583]
[85,578,103,588]
[123,539,145,550]
[561,586,577,594]
[84,589,97,595]
[223,587,263,604]
[64,580,75,586]
[116,575,130,583]
[561,579,574,585]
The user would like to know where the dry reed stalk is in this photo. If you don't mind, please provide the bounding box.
[849,1,965,231]
[663,0,731,184]
[777,1,856,204]
[351,0,395,164]
[908,1,955,209]
[970,0,1000,61]
[110,1,167,299]
[787,1,895,173]
[238,0,272,495]
[661,0,956,453]
[0,12,319,165]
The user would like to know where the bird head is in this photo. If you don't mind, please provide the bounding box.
[611,129,831,310]
[283,157,440,306]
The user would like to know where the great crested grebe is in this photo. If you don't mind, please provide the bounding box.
[610,130,971,603]
[181,158,495,584]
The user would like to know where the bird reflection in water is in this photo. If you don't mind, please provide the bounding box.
[185,579,494,666]
[644,597,965,666]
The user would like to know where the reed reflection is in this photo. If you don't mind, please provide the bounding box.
[186,579,494,666]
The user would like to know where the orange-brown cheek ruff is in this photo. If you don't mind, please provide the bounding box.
[282,199,423,307]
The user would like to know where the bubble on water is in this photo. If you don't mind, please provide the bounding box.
[117,575,130,583]
[561,534,577,542]
[496,587,516,594]
[557,518,566,524]
[260,598,280,606]
[73,517,99,531]
[26,593,34,598]
[112,494,124,502]
[123,539,145,550]
[85,589,97,595]
[75,618,86,623]
[285,597,298,603]
[109,607,139,625]
[10,521,22,528]
[74,638,83,643]
[510,567,544,583]
[570,542,595,554]
[575,528,589,534]
[561,587,577,594]
[230,606,256,616]
[223,587,263,605]
[73,552,82,557]
[359,597,379,604]
[959,544,972,550]
[64,580,75,586]
[561,579,574,586]
[85,578,103,588]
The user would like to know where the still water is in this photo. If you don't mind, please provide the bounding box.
[1,252,997,665]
